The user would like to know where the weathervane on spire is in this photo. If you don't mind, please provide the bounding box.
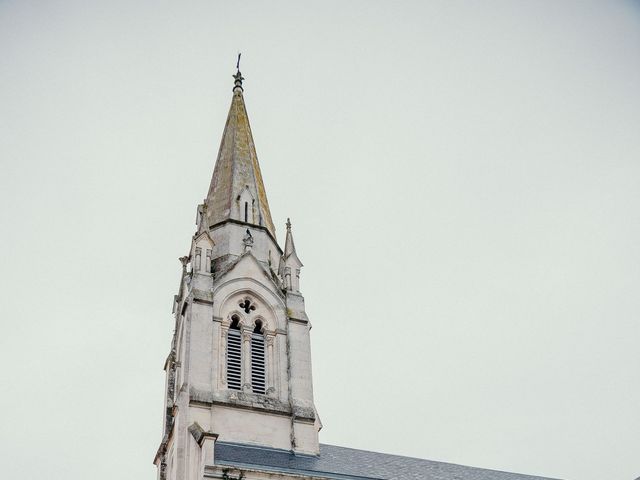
[233,52,244,92]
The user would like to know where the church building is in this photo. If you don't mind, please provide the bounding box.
[153,68,559,480]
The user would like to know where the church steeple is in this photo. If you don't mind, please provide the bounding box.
[203,69,276,238]
[155,66,319,480]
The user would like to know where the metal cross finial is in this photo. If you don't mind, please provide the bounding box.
[232,53,244,92]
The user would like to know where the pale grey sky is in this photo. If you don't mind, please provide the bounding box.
[1,1,639,480]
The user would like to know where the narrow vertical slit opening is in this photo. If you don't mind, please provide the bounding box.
[227,314,242,391]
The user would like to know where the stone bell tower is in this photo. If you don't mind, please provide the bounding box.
[154,67,320,480]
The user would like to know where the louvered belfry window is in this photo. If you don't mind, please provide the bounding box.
[251,327,266,395]
[251,334,266,394]
[226,319,242,391]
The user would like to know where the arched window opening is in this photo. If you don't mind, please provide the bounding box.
[251,320,266,394]
[244,202,248,222]
[227,315,242,391]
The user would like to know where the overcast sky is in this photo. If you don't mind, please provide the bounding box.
[1,2,639,480]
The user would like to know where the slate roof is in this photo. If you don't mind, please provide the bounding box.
[214,442,560,480]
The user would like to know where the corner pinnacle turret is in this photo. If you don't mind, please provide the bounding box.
[203,65,276,238]
[279,218,303,292]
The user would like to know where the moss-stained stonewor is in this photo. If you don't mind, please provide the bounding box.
[204,81,276,237]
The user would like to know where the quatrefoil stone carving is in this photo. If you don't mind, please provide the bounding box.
[239,299,256,314]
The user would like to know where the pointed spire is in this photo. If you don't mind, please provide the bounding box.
[203,65,276,238]
[283,218,298,261]
[280,218,303,291]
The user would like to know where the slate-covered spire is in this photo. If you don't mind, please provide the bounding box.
[203,68,276,238]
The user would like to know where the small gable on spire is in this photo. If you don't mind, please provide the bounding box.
[190,231,215,274]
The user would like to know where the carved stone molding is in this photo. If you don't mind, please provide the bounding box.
[241,329,253,342]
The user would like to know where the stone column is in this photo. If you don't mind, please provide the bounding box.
[266,334,276,396]
[200,433,218,474]
[284,266,292,290]
[241,326,253,392]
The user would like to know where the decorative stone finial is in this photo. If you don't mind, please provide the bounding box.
[233,53,244,92]
[286,218,291,230]
[242,228,254,252]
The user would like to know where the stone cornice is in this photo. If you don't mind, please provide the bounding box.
[287,317,308,325]
[188,422,219,447]
[193,289,214,305]
[189,387,315,422]
[209,219,283,255]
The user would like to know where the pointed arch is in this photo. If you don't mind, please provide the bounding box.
[214,280,283,333]
[236,186,256,225]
